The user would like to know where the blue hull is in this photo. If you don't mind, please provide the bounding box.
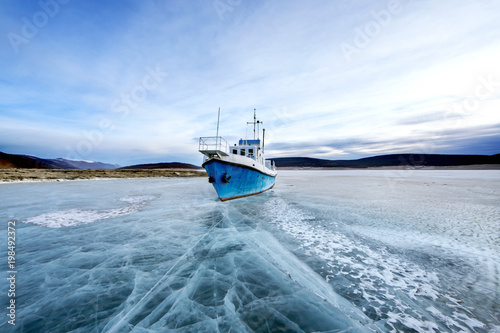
[203,159,276,201]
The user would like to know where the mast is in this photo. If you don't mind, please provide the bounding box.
[247,108,256,140]
[257,119,261,140]
[246,108,263,141]
[262,128,265,153]
[216,107,220,137]
[253,108,256,140]
[216,107,221,147]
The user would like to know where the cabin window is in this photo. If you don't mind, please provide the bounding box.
[248,149,254,155]
[232,149,237,155]
[240,149,245,156]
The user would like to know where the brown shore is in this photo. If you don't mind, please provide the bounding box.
[0,168,207,182]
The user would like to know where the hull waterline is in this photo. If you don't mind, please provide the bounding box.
[203,159,276,201]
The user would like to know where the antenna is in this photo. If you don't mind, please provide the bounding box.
[262,128,265,153]
[216,107,220,137]
[247,108,263,140]
[247,108,256,140]
[253,108,256,139]
[216,107,221,147]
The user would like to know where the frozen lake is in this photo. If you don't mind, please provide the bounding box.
[1,170,499,332]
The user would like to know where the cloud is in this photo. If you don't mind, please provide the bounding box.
[1,0,500,165]
[268,122,500,159]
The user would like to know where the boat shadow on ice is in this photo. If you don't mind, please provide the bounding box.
[102,203,378,333]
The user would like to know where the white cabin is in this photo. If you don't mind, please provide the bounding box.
[199,136,276,174]
[230,139,262,162]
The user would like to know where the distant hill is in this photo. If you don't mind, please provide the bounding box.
[49,158,119,169]
[120,162,203,170]
[0,151,74,169]
[4,150,498,171]
[270,154,500,168]
[0,152,118,169]
[0,151,200,170]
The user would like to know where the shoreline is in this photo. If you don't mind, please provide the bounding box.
[0,168,206,182]
[2,165,499,183]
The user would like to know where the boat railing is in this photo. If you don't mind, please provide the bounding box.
[199,136,229,155]
[265,159,276,171]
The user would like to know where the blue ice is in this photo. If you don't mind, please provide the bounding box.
[1,170,498,332]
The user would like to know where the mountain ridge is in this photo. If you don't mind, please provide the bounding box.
[0,152,118,169]
[2,151,500,170]
[0,152,76,169]
[270,153,500,168]
[0,151,201,170]
[119,162,203,170]
[50,158,119,169]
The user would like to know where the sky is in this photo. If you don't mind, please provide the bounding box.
[1,0,499,166]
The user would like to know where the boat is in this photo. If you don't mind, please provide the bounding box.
[199,109,277,201]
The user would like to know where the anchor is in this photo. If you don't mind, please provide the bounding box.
[222,173,231,183]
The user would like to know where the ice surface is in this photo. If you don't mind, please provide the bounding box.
[1,171,499,332]
[261,170,500,332]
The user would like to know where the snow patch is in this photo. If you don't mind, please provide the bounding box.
[119,195,157,204]
[61,158,95,163]
[25,195,157,228]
